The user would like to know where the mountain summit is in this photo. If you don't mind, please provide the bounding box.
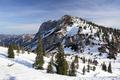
[26,15,120,57]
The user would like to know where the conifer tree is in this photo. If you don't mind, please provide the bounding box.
[82,57,86,63]
[102,62,107,71]
[74,55,79,63]
[62,59,68,75]
[69,61,76,76]
[74,55,79,69]
[56,44,68,75]
[108,62,112,73]
[93,66,96,71]
[47,57,54,73]
[33,35,44,69]
[82,66,85,75]
[87,64,90,72]
[8,45,15,58]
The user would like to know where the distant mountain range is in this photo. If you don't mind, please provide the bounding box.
[0,34,34,47]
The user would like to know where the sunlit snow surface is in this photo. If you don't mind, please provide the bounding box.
[66,23,79,36]
[0,46,120,80]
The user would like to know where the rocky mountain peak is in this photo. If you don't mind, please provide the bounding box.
[26,15,120,55]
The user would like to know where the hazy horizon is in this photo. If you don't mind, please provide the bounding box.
[0,0,120,34]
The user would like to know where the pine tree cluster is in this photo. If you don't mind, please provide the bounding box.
[102,62,112,73]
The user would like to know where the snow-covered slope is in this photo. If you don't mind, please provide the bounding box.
[0,46,120,80]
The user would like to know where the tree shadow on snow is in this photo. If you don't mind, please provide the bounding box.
[0,53,7,58]
[14,59,32,68]
[5,74,16,80]
[9,76,16,80]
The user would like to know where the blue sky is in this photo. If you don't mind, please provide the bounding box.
[0,0,120,34]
